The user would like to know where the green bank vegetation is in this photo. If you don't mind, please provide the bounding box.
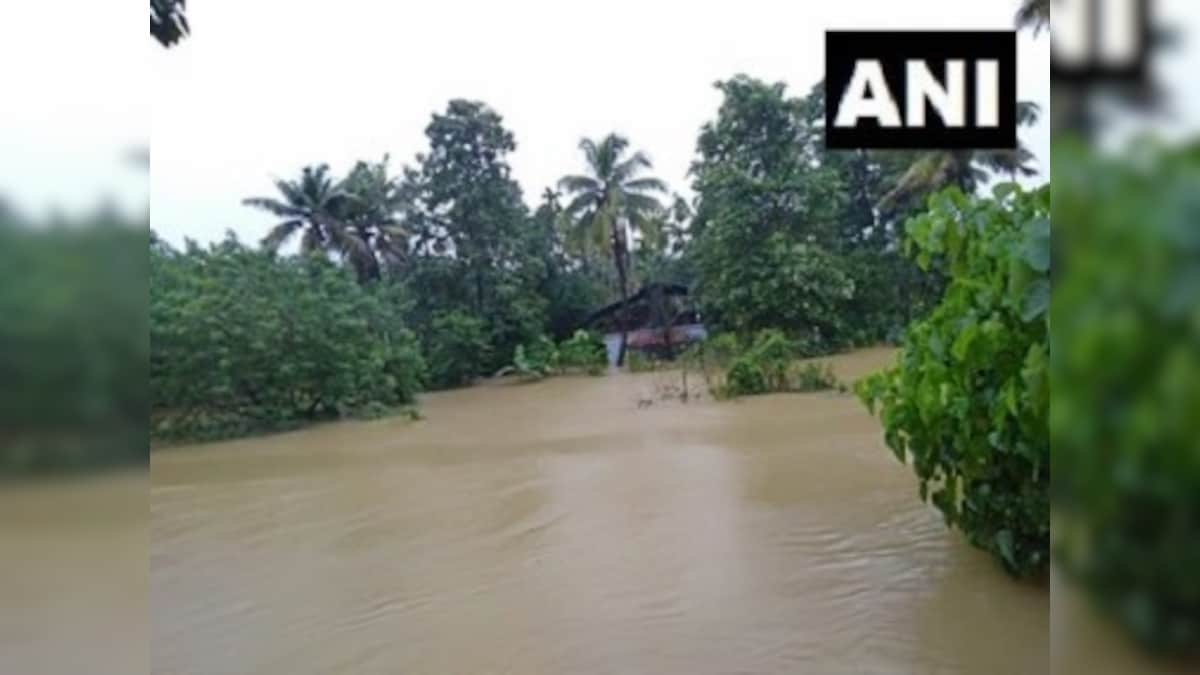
[1052,142,1200,655]
[149,77,1042,443]
[859,185,1050,580]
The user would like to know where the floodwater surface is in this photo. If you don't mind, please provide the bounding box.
[152,348,1054,674]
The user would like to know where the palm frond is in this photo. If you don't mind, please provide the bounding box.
[558,175,602,195]
[1015,0,1050,35]
[613,151,654,183]
[243,197,305,218]
[563,191,600,217]
[262,220,305,251]
[623,177,668,194]
[623,192,665,216]
[1017,100,1042,127]
[879,152,953,210]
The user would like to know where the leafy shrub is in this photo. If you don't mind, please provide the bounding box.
[424,310,491,389]
[1,220,148,474]
[506,331,608,380]
[510,335,558,380]
[858,184,1050,579]
[1052,142,1200,654]
[696,231,856,353]
[151,235,425,441]
[723,357,768,396]
[699,332,742,367]
[558,330,608,374]
[794,362,839,392]
[707,329,839,399]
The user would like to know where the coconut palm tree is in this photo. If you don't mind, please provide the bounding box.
[558,134,667,366]
[339,156,412,281]
[243,164,382,284]
[879,101,1043,211]
[976,101,1044,181]
[1015,0,1050,35]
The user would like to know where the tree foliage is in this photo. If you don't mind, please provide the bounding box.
[1052,141,1200,654]
[151,235,424,441]
[404,100,548,373]
[244,161,408,284]
[1,218,148,474]
[690,77,876,349]
[858,184,1051,579]
[421,311,491,389]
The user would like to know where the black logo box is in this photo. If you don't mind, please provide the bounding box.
[825,31,1018,150]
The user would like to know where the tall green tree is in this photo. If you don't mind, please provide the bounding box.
[558,134,667,365]
[691,77,834,243]
[689,76,854,347]
[404,100,546,372]
[795,82,919,251]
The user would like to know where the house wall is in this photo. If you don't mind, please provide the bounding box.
[601,324,708,366]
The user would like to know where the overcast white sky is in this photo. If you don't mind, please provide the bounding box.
[143,0,1053,247]
[2,2,1051,243]
[0,2,146,220]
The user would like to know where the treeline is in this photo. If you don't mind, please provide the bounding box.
[690,77,1039,352]
[150,75,1041,441]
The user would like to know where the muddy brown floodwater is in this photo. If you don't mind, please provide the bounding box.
[152,348,1053,674]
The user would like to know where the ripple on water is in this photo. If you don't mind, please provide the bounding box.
[151,348,1050,675]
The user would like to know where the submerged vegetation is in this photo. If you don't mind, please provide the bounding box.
[506,330,608,381]
[858,184,1051,579]
[664,331,841,401]
[150,236,425,442]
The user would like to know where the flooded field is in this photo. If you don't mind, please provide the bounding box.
[148,348,1057,674]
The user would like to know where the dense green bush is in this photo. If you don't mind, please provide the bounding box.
[694,329,839,399]
[1053,142,1200,654]
[724,329,792,395]
[696,231,856,353]
[0,219,148,474]
[151,235,425,441]
[557,330,607,374]
[423,310,491,390]
[507,331,607,380]
[509,335,558,380]
[858,184,1050,579]
[842,248,944,347]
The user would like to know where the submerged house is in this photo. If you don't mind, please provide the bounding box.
[584,283,708,366]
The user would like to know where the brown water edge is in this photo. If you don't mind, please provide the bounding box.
[152,347,1053,675]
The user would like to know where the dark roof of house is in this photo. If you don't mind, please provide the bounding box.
[584,283,690,326]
